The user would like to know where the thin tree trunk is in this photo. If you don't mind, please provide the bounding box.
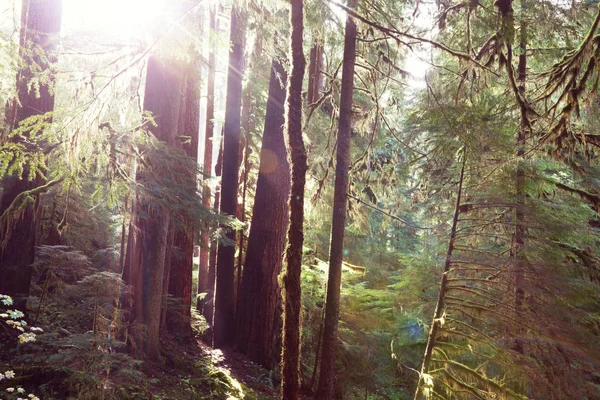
[235,58,290,369]
[161,225,176,332]
[513,0,527,354]
[205,142,224,327]
[307,36,323,105]
[281,1,306,398]
[414,149,467,400]
[310,319,324,392]
[214,2,247,349]
[315,1,358,398]
[0,0,62,311]
[119,194,130,274]
[198,3,217,312]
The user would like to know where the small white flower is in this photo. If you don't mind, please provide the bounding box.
[0,295,13,305]
[0,373,4,380]
[6,387,15,392]
[0,313,8,318]
[17,386,25,393]
[28,394,35,398]
[18,332,37,343]
[4,370,16,379]
[8,310,24,319]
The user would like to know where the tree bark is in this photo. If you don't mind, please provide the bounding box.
[214,2,246,349]
[414,150,467,400]
[197,3,217,313]
[205,142,223,326]
[307,35,324,105]
[513,0,527,354]
[281,1,306,399]
[168,50,201,336]
[127,54,183,360]
[235,58,290,369]
[0,0,62,311]
[315,1,358,398]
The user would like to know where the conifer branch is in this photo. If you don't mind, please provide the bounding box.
[0,177,64,249]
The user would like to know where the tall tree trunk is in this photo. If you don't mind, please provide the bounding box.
[119,194,130,273]
[281,1,306,398]
[513,0,527,353]
[315,1,358,398]
[0,0,62,311]
[197,3,217,312]
[414,150,467,400]
[235,58,290,369]
[307,35,324,105]
[235,28,262,302]
[205,141,224,326]
[161,225,176,332]
[214,2,246,349]
[127,54,183,360]
[168,50,201,336]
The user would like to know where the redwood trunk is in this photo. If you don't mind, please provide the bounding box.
[235,58,290,369]
[197,4,217,312]
[205,143,224,326]
[127,55,183,360]
[0,0,62,311]
[281,1,306,399]
[214,3,246,348]
[168,53,201,335]
[315,1,358,398]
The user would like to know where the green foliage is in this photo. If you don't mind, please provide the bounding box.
[0,294,43,400]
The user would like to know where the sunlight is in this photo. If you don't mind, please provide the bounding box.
[62,0,168,39]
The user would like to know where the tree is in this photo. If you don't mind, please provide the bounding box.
[281,0,306,398]
[0,0,63,311]
[205,142,224,326]
[126,54,184,360]
[307,35,324,105]
[167,52,201,335]
[315,1,358,398]
[213,1,247,348]
[235,57,289,369]
[414,149,466,400]
[197,2,217,314]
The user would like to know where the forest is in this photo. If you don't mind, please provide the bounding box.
[0,0,599,399]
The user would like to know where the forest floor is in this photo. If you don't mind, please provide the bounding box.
[142,324,281,400]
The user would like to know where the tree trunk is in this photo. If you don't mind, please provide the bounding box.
[414,150,467,400]
[161,225,176,332]
[205,142,224,326]
[127,54,183,360]
[235,58,290,370]
[315,1,358,398]
[235,28,262,304]
[214,2,246,349]
[307,36,324,105]
[197,3,217,313]
[281,1,306,399]
[168,50,201,336]
[513,0,527,354]
[0,0,62,311]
